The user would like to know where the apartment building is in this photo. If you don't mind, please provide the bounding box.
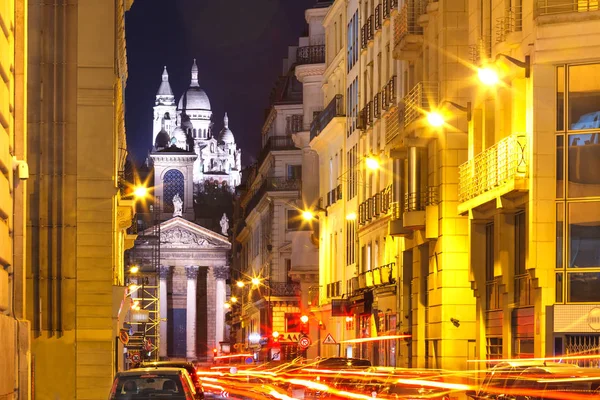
[231,2,329,362]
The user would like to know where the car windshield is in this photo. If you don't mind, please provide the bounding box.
[112,374,187,399]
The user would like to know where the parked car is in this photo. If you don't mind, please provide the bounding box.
[140,361,202,392]
[109,367,203,400]
[571,111,600,130]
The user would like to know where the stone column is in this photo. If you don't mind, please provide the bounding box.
[213,266,229,348]
[186,266,199,360]
[158,266,171,358]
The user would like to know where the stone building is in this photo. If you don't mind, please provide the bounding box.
[0,1,29,399]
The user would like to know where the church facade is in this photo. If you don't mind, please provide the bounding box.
[126,60,239,363]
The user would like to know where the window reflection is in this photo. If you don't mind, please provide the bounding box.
[567,133,600,197]
[557,66,564,131]
[557,203,564,270]
[556,135,564,198]
[568,202,600,268]
[568,272,600,302]
[568,64,600,131]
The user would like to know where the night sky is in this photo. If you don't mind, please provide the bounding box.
[125,0,317,166]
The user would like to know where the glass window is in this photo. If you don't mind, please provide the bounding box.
[163,169,184,213]
[557,66,564,131]
[568,201,600,268]
[556,203,564,270]
[567,133,600,197]
[568,64,600,131]
[287,165,302,180]
[568,272,600,302]
[556,135,564,198]
[556,273,563,303]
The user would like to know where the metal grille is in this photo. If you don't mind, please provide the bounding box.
[458,133,528,203]
[163,169,184,213]
[565,335,600,367]
[286,114,304,134]
[404,186,437,212]
[536,0,599,16]
[374,92,381,119]
[470,36,492,65]
[375,5,382,30]
[296,45,325,65]
[394,0,427,47]
[496,6,523,43]
[367,15,375,40]
[383,0,391,19]
[404,81,439,127]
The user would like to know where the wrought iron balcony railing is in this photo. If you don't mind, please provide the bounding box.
[244,177,302,214]
[496,6,523,44]
[458,133,528,203]
[405,186,438,212]
[383,0,391,19]
[394,0,427,47]
[375,5,382,30]
[296,45,325,65]
[536,0,599,16]
[257,136,297,168]
[404,81,439,127]
[367,15,375,40]
[387,75,397,105]
[270,282,301,297]
[361,24,368,49]
[374,92,381,119]
[310,94,345,141]
[470,36,492,65]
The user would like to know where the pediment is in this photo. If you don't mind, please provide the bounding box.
[139,217,231,249]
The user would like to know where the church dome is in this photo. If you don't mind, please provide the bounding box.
[178,59,211,111]
[155,129,170,149]
[171,126,188,148]
[219,112,235,144]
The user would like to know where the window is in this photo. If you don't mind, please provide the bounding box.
[567,64,600,131]
[485,223,500,310]
[486,337,503,364]
[514,211,531,306]
[346,219,356,266]
[287,165,302,180]
[286,313,302,333]
[286,259,292,283]
[163,169,184,213]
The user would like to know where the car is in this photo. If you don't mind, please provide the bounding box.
[108,367,204,400]
[571,111,600,130]
[140,361,202,392]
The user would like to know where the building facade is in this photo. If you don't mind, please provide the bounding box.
[24,0,137,398]
[0,1,30,399]
[230,1,329,362]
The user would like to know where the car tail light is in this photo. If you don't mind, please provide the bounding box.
[108,379,119,400]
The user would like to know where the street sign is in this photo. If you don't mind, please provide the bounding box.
[298,335,312,350]
[245,356,254,364]
[131,353,141,363]
[322,333,337,344]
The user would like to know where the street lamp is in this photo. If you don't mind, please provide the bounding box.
[129,265,140,274]
[365,156,380,170]
[478,54,531,86]
[427,101,472,127]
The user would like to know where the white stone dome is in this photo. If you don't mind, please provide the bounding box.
[219,112,235,144]
[171,126,187,148]
[178,87,211,111]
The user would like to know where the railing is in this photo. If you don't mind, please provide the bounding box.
[270,282,301,297]
[514,273,533,307]
[375,5,382,30]
[244,177,302,214]
[361,24,368,49]
[296,45,325,65]
[326,281,342,297]
[385,103,405,143]
[394,0,427,47]
[383,0,391,19]
[374,92,381,119]
[458,133,528,203]
[310,94,345,141]
[404,81,439,127]
[356,263,395,292]
[470,36,492,65]
[536,0,599,16]
[367,15,375,40]
[286,114,304,134]
[366,100,374,125]
[496,6,523,44]
[257,136,297,168]
[387,75,397,106]
[405,186,438,212]
[358,186,392,225]
[327,184,343,206]
[391,0,398,9]
[390,201,402,220]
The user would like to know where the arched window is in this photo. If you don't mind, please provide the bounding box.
[163,169,184,213]
[211,143,215,152]
[193,128,197,137]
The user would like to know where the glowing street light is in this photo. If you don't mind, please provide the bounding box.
[133,185,149,199]
[251,277,260,286]
[346,212,357,221]
[300,315,309,324]
[302,210,315,221]
[427,111,445,127]
[129,265,140,274]
[224,302,231,309]
[230,296,238,303]
[478,67,500,86]
[365,156,380,170]
[236,280,245,288]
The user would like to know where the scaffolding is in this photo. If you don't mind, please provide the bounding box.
[126,197,161,362]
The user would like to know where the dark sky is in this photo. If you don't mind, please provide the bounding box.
[125,0,316,166]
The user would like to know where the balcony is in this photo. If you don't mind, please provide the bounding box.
[496,6,522,45]
[458,133,528,214]
[269,282,302,297]
[361,24,368,50]
[257,136,298,168]
[403,186,438,231]
[367,15,375,41]
[535,0,599,16]
[470,36,492,65]
[296,45,325,65]
[374,92,381,119]
[385,104,405,144]
[389,201,411,237]
[393,0,428,60]
[357,263,395,291]
[359,186,392,226]
[386,75,397,106]
[310,94,345,141]
[375,5,382,30]
[244,177,301,215]
[404,81,439,128]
